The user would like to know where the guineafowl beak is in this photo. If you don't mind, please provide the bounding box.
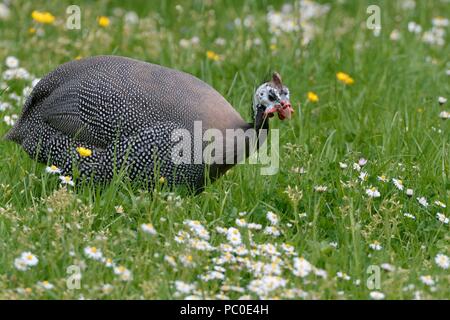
[276,100,294,120]
[264,106,277,118]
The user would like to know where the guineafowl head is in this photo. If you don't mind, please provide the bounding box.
[253,72,294,120]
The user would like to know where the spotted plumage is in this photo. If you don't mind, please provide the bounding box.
[6,55,292,191]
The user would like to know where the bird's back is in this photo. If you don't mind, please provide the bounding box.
[7,55,246,146]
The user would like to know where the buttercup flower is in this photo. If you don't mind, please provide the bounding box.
[307,91,319,102]
[76,147,92,157]
[98,16,110,27]
[206,50,220,61]
[336,72,354,85]
[31,11,55,24]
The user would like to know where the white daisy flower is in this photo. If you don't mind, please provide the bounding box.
[37,281,54,290]
[439,111,450,119]
[408,21,422,33]
[14,258,28,271]
[215,226,228,234]
[188,239,215,251]
[366,187,380,198]
[293,257,312,277]
[101,284,114,294]
[20,252,38,266]
[436,213,449,224]
[369,241,383,251]
[5,56,19,69]
[199,270,225,281]
[419,275,435,286]
[339,162,348,169]
[329,242,338,248]
[313,268,328,278]
[389,29,401,41]
[336,271,351,280]
[59,175,74,186]
[438,96,447,104]
[174,230,190,244]
[359,171,368,181]
[4,114,18,126]
[381,263,396,272]
[226,227,242,246]
[434,253,449,269]
[434,200,446,208]
[140,223,157,235]
[314,185,327,192]
[266,211,279,225]
[179,254,195,267]
[377,175,388,182]
[263,226,281,237]
[392,178,404,190]
[403,213,416,220]
[358,158,367,166]
[0,101,11,111]
[174,281,196,294]
[113,266,132,281]
[45,165,61,174]
[235,218,247,227]
[247,223,262,230]
[164,255,177,268]
[281,243,296,256]
[406,188,414,196]
[83,246,103,260]
[184,220,210,240]
[104,258,115,268]
[417,196,428,207]
[353,163,361,171]
[370,291,385,300]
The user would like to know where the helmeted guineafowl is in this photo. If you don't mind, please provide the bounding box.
[6,55,293,191]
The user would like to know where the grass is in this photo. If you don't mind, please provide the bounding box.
[0,0,449,299]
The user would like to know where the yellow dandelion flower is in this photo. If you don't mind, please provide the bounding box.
[98,16,110,27]
[307,91,319,102]
[336,72,355,85]
[206,50,220,61]
[28,27,36,34]
[31,11,55,24]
